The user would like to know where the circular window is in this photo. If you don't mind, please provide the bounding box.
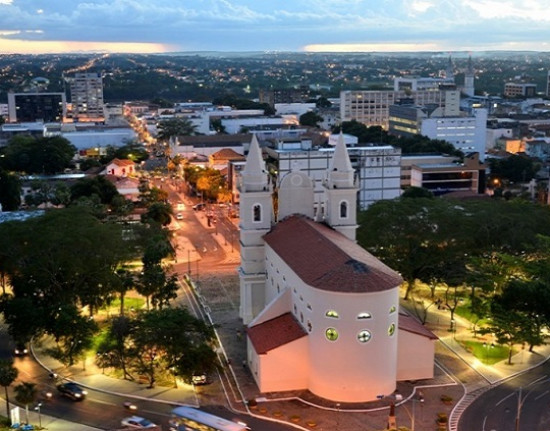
[325,327,339,341]
[388,323,396,336]
[357,330,372,343]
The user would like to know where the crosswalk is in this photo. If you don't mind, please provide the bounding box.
[449,386,492,431]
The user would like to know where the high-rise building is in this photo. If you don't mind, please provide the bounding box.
[546,70,550,97]
[70,73,104,122]
[340,88,460,130]
[7,92,66,123]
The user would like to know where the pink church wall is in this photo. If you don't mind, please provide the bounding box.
[396,330,435,381]
[249,338,309,393]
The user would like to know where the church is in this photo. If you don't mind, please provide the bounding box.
[238,134,437,403]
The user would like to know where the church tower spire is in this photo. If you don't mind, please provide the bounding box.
[238,134,273,324]
[463,55,475,97]
[323,133,358,241]
[446,55,454,81]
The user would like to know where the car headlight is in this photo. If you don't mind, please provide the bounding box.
[82,390,88,395]
[75,393,81,397]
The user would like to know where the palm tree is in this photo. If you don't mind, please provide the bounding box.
[0,359,18,425]
[14,382,37,424]
[156,118,197,142]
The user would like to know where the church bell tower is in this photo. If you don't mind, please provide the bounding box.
[238,135,273,324]
[323,133,359,242]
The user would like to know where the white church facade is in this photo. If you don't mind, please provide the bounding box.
[238,135,437,403]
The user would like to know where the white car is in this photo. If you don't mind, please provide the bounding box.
[121,416,157,428]
[176,213,184,220]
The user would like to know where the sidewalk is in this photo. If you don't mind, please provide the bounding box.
[29,292,550,431]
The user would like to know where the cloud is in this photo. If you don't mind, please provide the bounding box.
[1,0,550,53]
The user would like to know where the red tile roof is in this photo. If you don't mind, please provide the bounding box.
[110,158,135,167]
[247,312,307,354]
[264,215,403,293]
[398,312,438,340]
[210,148,246,161]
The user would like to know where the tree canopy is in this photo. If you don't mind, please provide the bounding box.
[1,135,76,174]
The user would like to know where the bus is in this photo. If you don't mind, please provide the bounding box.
[169,406,250,431]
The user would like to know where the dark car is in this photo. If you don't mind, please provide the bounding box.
[57,382,87,401]
[14,343,28,356]
[193,203,206,211]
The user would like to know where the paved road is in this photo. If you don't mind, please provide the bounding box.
[459,359,550,431]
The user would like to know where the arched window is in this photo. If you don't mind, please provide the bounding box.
[253,204,261,222]
[357,312,372,320]
[340,201,348,218]
[388,323,396,337]
[389,305,397,314]
[325,310,339,319]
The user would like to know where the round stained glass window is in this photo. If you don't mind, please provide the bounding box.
[325,327,339,341]
[388,323,396,336]
[357,330,372,343]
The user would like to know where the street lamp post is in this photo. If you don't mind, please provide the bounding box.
[34,403,42,429]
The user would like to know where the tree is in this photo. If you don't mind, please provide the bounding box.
[358,198,466,299]
[480,302,529,365]
[0,359,18,425]
[489,155,538,184]
[14,382,37,424]
[70,176,120,206]
[140,185,169,206]
[142,202,173,226]
[104,142,149,163]
[97,315,134,380]
[315,97,332,108]
[3,135,76,175]
[299,111,323,128]
[401,186,433,199]
[156,118,197,142]
[0,169,21,211]
[129,308,217,387]
[210,118,226,134]
[0,207,136,342]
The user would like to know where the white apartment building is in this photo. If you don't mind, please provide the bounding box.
[340,89,460,129]
[419,109,488,161]
[394,76,455,92]
[70,73,105,122]
[265,140,401,210]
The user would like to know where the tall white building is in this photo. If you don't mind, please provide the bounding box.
[239,135,437,402]
[265,139,401,210]
[70,73,104,122]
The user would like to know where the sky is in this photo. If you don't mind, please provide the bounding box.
[1,0,550,54]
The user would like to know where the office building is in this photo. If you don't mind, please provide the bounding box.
[7,92,66,123]
[70,73,105,122]
[504,82,537,98]
[340,88,460,130]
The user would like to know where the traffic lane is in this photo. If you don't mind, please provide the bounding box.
[38,386,178,430]
[460,366,550,431]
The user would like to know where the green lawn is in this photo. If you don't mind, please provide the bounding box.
[460,339,512,364]
[99,296,145,317]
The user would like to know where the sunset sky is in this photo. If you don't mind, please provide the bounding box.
[1,0,550,54]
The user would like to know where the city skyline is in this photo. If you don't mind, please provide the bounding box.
[1,0,550,55]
